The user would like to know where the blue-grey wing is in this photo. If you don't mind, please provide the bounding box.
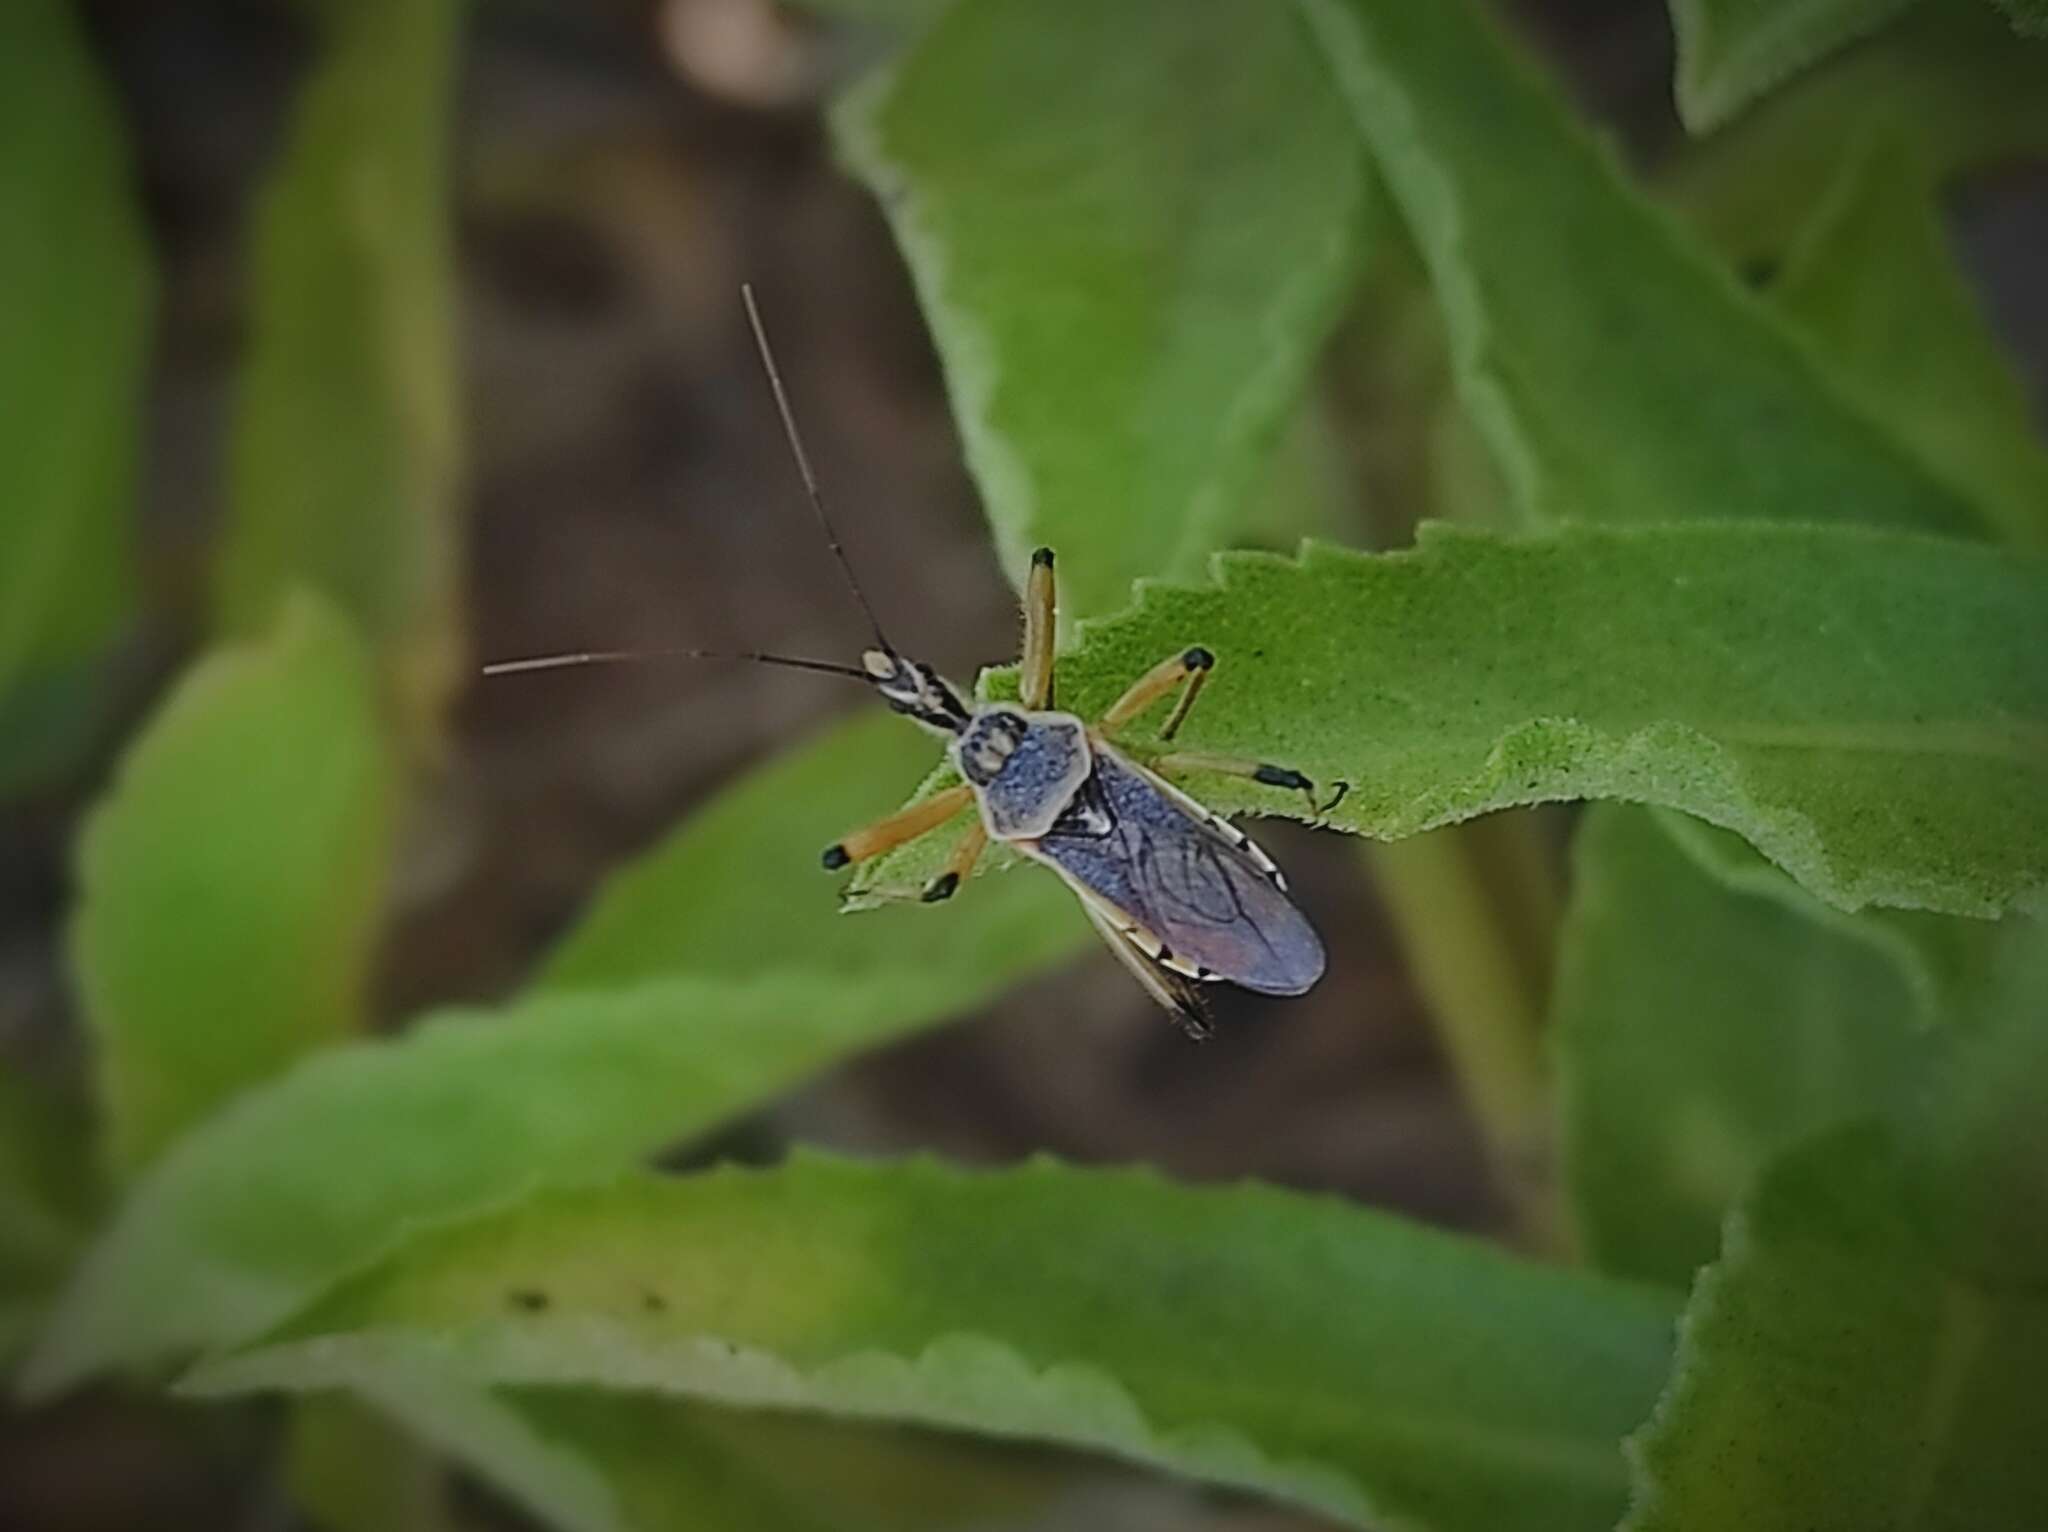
[1028,750,1325,997]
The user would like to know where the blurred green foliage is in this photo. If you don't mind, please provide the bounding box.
[7,0,2047,1529]
[213,0,464,753]
[72,592,395,1177]
[0,0,152,794]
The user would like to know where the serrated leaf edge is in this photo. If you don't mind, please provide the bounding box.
[185,1325,1391,1531]
[854,526,2047,916]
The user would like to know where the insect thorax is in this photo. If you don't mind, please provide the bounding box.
[954,708,1092,841]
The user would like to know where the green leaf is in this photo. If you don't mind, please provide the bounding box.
[1622,1123,2048,1531]
[1554,807,1935,1285]
[1664,3,2048,266]
[1667,0,1916,133]
[535,711,1082,991]
[22,710,1090,1398]
[1910,915,2048,1286]
[303,1363,625,1532]
[214,0,463,744]
[1291,0,1987,541]
[187,1156,1681,1532]
[505,1392,1066,1532]
[834,0,1368,619]
[1773,130,2048,552]
[0,0,152,791]
[338,1366,1063,1532]
[71,592,396,1177]
[857,524,2048,920]
[1651,810,2007,1026]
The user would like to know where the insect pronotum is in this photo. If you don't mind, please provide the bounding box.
[484,286,1347,1039]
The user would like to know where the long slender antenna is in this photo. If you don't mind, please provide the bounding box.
[740,282,893,652]
[481,646,871,680]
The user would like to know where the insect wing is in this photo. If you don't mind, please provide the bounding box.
[1075,898,1214,1040]
[1027,748,1325,996]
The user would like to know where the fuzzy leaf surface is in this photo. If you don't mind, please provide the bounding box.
[1667,0,1915,132]
[1622,1123,2048,1530]
[835,0,1366,618]
[1292,0,1986,540]
[858,525,2048,920]
[0,0,152,791]
[71,594,396,1177]
[23,711,1088,1397]
[189,1156,1681,1532]
[213,0,464,742]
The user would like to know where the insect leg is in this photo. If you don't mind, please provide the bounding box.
[1149,750,1350,818]
[921,820,989,903]
[1020,547,1057,710]
[1098,646,1215,737]
[821,782,975,870]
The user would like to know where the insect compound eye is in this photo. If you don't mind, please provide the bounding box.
[959,710,1026,784]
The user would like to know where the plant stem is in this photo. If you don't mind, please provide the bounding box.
[1367,811,1566,1252]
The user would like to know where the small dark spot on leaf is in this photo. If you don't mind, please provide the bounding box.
[640,1289,668,1314]
[507,1288,550,1313]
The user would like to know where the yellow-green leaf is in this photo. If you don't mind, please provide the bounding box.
[23,710,1089,1398]
[71,592,395,1177]
[188,1156,1681,1532]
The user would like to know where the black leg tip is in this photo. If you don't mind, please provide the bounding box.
[1182,645,1215,671]
[821,844,850,871]
[1253,764,1311,792]
[1031,546,1055,568]
[921,871,960,903]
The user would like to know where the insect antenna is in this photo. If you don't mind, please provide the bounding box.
[482,288,899,686]
[740,282,895,654]
[481,647,871,681]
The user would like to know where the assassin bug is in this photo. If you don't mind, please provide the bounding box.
[486,287,1345,1039]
